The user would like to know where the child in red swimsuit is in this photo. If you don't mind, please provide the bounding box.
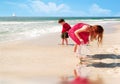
[58,19,71,45]
[68,23,104,60]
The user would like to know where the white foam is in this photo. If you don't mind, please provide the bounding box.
[0,21,61,42]
[0,19,119,42]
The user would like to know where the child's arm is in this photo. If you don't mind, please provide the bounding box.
[74,25,88,42]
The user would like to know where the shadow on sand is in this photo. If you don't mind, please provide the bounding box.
[90,54,120,60]
[88,62,120,68]
[86,54,120,68]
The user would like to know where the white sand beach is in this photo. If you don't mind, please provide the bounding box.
[0,22,120,84]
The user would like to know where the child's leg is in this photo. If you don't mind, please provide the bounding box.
[65,38,68,45]
[62,38,65,45]
[74,69,78,78]
[74,44,78,52]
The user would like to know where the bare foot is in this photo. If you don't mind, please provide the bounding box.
[79,56,88,61]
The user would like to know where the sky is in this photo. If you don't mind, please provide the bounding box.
[0,0,120,17]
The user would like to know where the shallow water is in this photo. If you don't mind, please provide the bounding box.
[0,17,120,42]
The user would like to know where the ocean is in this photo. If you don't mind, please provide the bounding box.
[0,17,120,43]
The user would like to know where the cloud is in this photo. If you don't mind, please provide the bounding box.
[29,0,70,13]
[5,1,113,16]
[5,0,70,16]
[89,4,111,16]
[5,1,30,10]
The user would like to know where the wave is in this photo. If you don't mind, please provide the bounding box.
[0,21,61,42]
[0,18,119,42]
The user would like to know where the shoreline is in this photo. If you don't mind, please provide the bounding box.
[0,22,120,84]
[0,32,77,77]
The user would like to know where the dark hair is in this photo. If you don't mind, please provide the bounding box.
[58,19,65,23]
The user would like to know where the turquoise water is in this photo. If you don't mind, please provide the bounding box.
[0,17,120,22]
[0,17,120,42]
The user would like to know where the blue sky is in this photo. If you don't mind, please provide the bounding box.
[0,0,120,17]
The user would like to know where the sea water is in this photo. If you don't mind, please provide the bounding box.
[0,17,120,43]
[0,17,120,84]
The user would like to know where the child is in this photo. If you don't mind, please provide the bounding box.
[58,19,71,45]
[68,23,104,60]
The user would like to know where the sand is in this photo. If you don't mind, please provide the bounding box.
[0,23,120,84]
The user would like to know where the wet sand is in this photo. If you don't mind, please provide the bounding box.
[0,22,120,84]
